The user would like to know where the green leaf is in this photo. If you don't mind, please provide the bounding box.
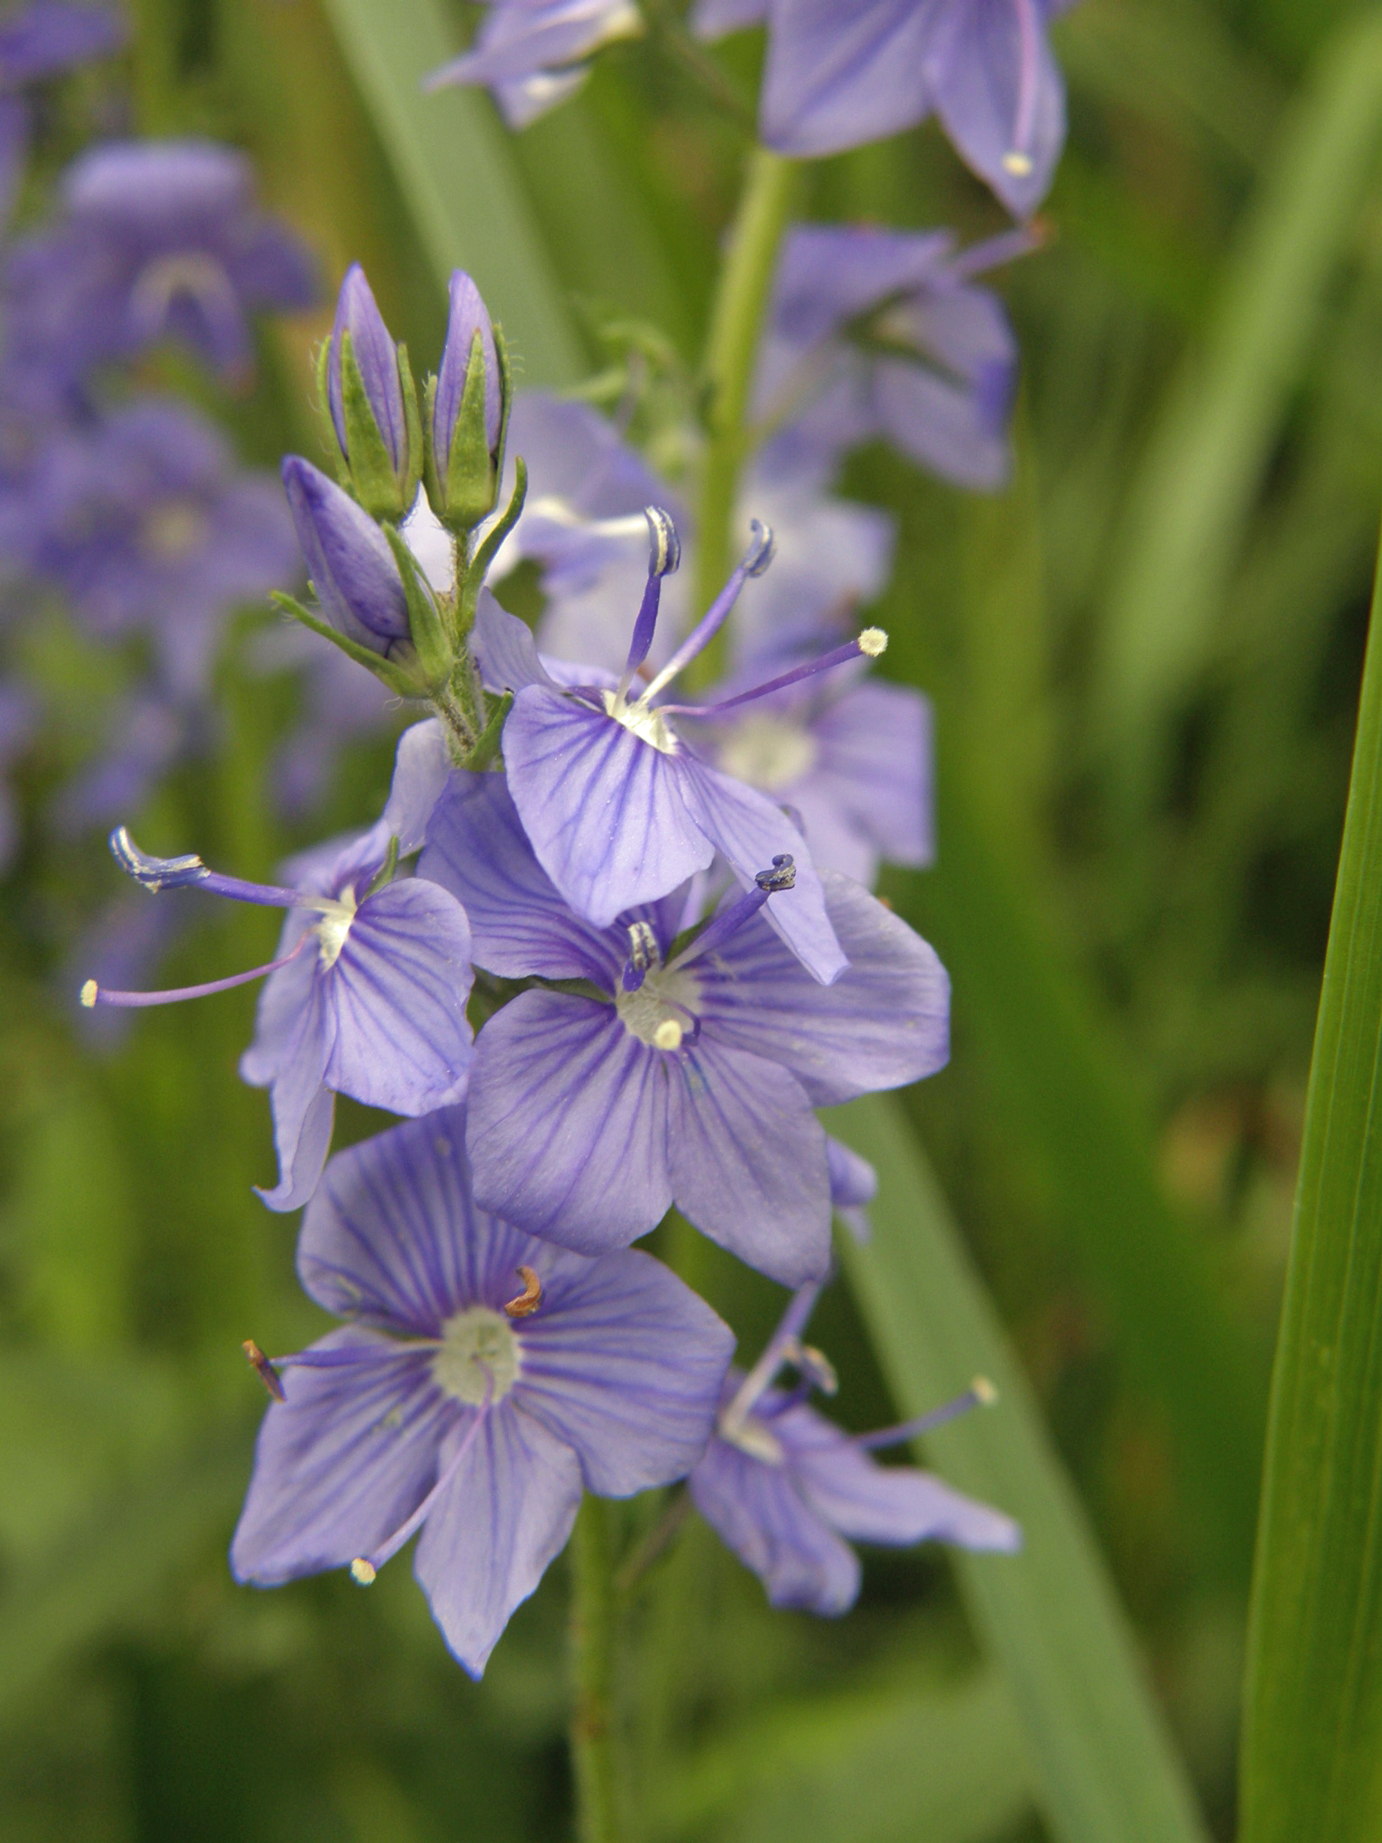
[827,1093,1211,1843]
[1096,7,1382,803]
[1238,530,1382,1843]
[318,0,583,386]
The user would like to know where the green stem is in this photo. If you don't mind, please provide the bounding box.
[688,148,798,687]
[569,1495,624,1843]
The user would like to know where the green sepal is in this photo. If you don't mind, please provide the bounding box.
[492,324,514,494]
[363,835,401,900]
[440,326,498,533]
[396,342,423,513]
[421,371,442,516]
[269,590,421,699]
[461,455,529,634]
[382,524,454,689]
[314,341,350,487]
[460,689,512,772]
[340,329,407,521]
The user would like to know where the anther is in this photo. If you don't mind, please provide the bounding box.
[1002,151,1034,176]
[858,627,887,657]
[743,518,775,577]
[645,505,680,578]
[754,853,796,894]
[350,1558,377,1586]
[109,824,209,892]
[973,1375,999,1406]
[653,1018,684,1052]
[242,1338,286,1403]
[503,1265,543,1319]
[80,979,98,1008]
[797,1342,838,1395]
[622,919,661,992]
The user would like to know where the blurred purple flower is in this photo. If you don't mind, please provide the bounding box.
[690,1282,1020,1613]
[231,1106,734,1676]
[424,0,643,129]
[420,771,948,1286]
[51,690,187,835]
[0,677,35,869]
[2,137,317,408]
[251,623,407,819]
[86,720,474,1212]
[693,0,1073,218]
[19,398,301,698]
[825,1133,877,1242]
[0,5,126,226]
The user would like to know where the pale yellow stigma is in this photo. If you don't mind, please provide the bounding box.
[653,1018,684,1052]
[79,979,98,1008]
[858,627,888,658]
[350,1558,377,1586]
[1002,151,1034,176]
[973,1375,999,1407]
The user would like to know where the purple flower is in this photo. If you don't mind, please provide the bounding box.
[825,1134,876,1242]
[419,771,949,1286]
[472,521,879,984]
[424,1,644,129]
[693,0,1072,219]
[281,455,410,656]
[430,270,505,531]
[230,1106,734,1677]
[756,223,1027,493]
[324,262,421,521]
[1,138,318,408]
[0,5,125,227]
[83,721,475,1212]
[19,399,301,698]
[690,1283,1020,1613]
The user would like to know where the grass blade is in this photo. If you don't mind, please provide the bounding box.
[1238,529,1382,1842]
[828,1093,1210,1843]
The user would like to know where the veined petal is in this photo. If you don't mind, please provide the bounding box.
[666,1039,831,1287]
[467,989,673,1251]
[421,770,619,984]
[257,984,337,1213]
[675,752,846,983]
[414,1400,583,1678]
[690,1431,860,1615]
[298,1108,533,1333]
[504,685,714,928]
[230,1326,451,1584]
[759,0,930,159]
[380,718,452,854]
[923,0,1066,217]
[323,878,474,1118]
[516,1248,733,1494]
[471,588,558,695]
[239,909,316,1087]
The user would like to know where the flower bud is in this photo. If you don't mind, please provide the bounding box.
[320,264,422,521]
[282,456,409,655]
[427,269,507,533]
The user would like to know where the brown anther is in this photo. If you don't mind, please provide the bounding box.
[242,1338,286,1402]
[503,1265,543,1319]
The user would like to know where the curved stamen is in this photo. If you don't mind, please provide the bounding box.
[721,1279,826,1441]
[670,856,796,971]
[638,520,775,705]
[856,1376,998,1451]
[81,930,313,1010]
[616,506,681,705]
[660,629,887,721]
[1003,0,1040,176]
[350,1375,494,1583]
[503,1266,543,1319]
[110,825,331,911]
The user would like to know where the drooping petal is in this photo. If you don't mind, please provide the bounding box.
[674,752,846,984]
[693,872,948,1106]
[758,0,930,159]
[413,1400,583,1677]
[503,686,715,927]
[516,1248,733,1494]
[380,718,452,854]
[666,1039,831,1287]
[467,989,673,1251]
[420,770,619,984]
[239,909,316,1087]
[923,0,1067,217]
[322,878,474,1119]
[471,587,558,694]
[257,983,337,1213]
[689,1430,861,1615]
[296,1107,534,1333]
[230,1326,451,1584]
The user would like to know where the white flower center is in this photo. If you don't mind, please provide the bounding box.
[432,1307,519,1405]
[603,688,678,755]
[615,964,700,1051]
[716,714,817,794]
[313,889,358,970]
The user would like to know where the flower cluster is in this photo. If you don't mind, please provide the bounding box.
[86,254,1021,1671]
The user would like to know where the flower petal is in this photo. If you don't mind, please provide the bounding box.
[689,1431,860,1615]
[923,0,1067,217]
[516,1248,733,1494]
[694,871,948,1105]
[471,587,558,694]
[230,1326,451,1584]
[379,718,452,854]
[758,0,930,159]
[467,989,673,1251]
[413,1400,583,1677]
[666,1040,831,1287]
[807,682,933,872]
[256,984,337,1213]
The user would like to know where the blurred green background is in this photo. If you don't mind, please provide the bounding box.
[4,0,1382,1837]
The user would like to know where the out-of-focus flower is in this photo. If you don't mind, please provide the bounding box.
[693,0,1073,219]
[424,0,644,130]
[230,1106,734,1677]
[84,721,474,1213]
[0,5,126,226]
[421,771,948,1286]
[2,138,318,407]
[51,690,187,835]
[0,678,35,869]
[19,398,300,697]
[690,1281,1020,1613]
[756,223,1027,493]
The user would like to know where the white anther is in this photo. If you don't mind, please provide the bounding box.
[653,1018,684,1052]
[858,627,888,658]
[1002,151,1034,176]
[973,1375,999,1406]
[80,979,98,1008]
[350,1558,377,1586]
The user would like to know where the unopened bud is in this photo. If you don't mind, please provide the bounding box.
[282,456,410,656]
[428,270,507,533]
[321,263,422,521]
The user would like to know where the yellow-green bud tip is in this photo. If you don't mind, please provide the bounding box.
[858,627,887,658]
[350,1557,377,1586]
[972,1375,999,1407]
[79,979,98,1008]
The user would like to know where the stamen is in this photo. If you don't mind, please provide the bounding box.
[242,1338,286,1403]
[721,1279,825,1439]
[638,521,775,704]
[503,1266,543,1319]
[80,932,311,1009]
[653,1019,684,1051]
[856,1376,999,1451]
[350,1377,493,1581]
[616,507,681,702]
[948,222,1047,282]
[621,918,662,992]
[671,857,795,969]
[659,630,887,721]
[110,824,326,911]
[1004,0,1039,176]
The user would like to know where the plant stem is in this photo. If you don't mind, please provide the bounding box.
[687,148,798,687]
[569,1494,624,1843]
